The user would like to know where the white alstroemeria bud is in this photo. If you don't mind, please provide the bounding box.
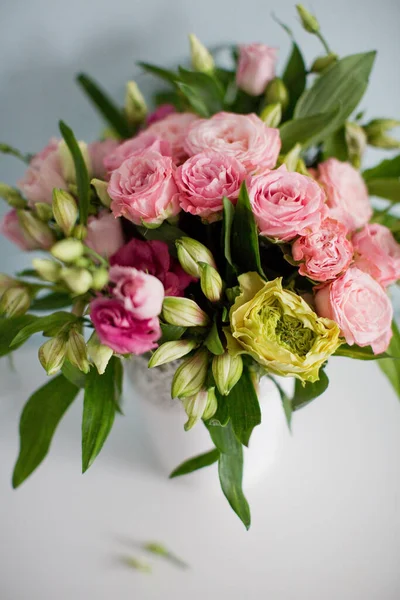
[51,239,84,262]
[91,179,111,208]
[125,81,148,125]
[162,297,210,327]
[66,328,90,374]
[296,4,320,33]
[91,268,109,291]
[0,273,15,296]
[61,267,93,295]
[38,336,67,376]
[345,122,367,168]
[0,183,27,208]
[148,339,198,368]
[260,103,282,128]
[171,348,209,399]
[34,203,54,222]
[212,351,243,396]
[17,210,55,249]
[72,224,87,241]
[199,262,223,302]
[283,143,302,172]
[0,286,30,317]
[58,139,92,182]
[265,78,289,112]
[175,237,216,278]
[188,34,215,74]
[52,189,78,236]
[182,386,217,431]
[87,331,113,375]
[32,258,61,283]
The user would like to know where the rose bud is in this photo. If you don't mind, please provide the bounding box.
[296,4,320,33]
[236,44,277,97]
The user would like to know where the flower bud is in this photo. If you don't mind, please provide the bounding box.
[162,297,210,327]
[188,33,215,74]
[32,258,61,283]
[296,4,320,33]
[91,178,111,208]
[58,139,92,182]
[175,237,216,278]
[182,386,217,431]
[91,268,109,290]
[74,257,91,268]
[17,210,55,249]
[364,119,400,150]
[72,224,87,241]
[0,273,15,296]
[199,262,223,302]
[66,328,90,374]
[148,339,198,368]
[0,183,27,208]
[283,143,302,172]
[264,78,289,112]
[51,239,84,262]
[345,122,367,169]
[34,202,54,222]
[260,103,282,127]
[0,286,30,317]
[310,53,337,73]
[87,331,113,375]
[52,189,78,236]
[38,336,67,376]
[171,348,209,399]
[212,351,243,396]
[61,267,93,295]
[125,81,147,125]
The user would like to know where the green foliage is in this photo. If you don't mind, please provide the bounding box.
[379,321,400,399]
[282,42,307,118]
[292,370,329,411]
[30,292,72,311]
[169,448,220,478]
[335,344,391,360]
[280,106,340,152]
[226,368,261,447]
[0,315,37,356]
[10,312,77,347]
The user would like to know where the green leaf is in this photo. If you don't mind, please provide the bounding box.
[222,196,234,267]
[61,360,87,389]
[30,292,72,311]
[0,315,37,356]
[12,375,79,487]
[10,312,76,347]
[335,343,391,360]
[282,42,307,118]
[205,319,224,355]
[379,321,400,398]
[226,368,261,447]
[138,62,178,86]
[363,155,400,181]
[270,376,292,431]
[59,120,91,225]
[76,73,132,139]
[207,389,230,427]
[159,324,187,343]
[169,448,220,478]
[322,127,349,161]
[280,105,340,152]
[294,52,376,139]
[206,420,251,529]
[178,67,224,113]
[366,178,400,203]
[176,82,210,117]
[82,357,120,472]
[292,370,329,411]
[138,222,186,256]
[231,182,265,278]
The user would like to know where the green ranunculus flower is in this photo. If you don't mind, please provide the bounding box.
[225,272,341,383]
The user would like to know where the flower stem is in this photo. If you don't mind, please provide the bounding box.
[316,31,332,55]
[83,245,109,268]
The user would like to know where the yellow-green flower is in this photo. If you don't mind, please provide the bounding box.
[225,272,341,383]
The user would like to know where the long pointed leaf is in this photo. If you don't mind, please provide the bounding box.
[231,182,265,278]
[379,321,400,399]
[227,369,261,447]
[169,448,220,478]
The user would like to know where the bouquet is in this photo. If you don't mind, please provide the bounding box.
[1,5,400,529]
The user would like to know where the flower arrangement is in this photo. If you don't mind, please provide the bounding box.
[1,5,400,529]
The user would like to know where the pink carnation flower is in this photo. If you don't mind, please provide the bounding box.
[85,211,124,259]
[146,112,199,164]
[352,223,400,287]
[17,139,67,205]
[103,133,172,173]
[109,265,164,319]
[236,44,277,96]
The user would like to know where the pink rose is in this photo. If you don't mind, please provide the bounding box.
[236,44,277,96]
[184,111,281,174]
[109,265,164,319]
[17,139,67,205]
[317,158,372,231]
[110,238,193,297]
[0,209,39,250]
[292,217,353,282]
[352,223,400,287]
[85,211,124,258]
[146,112,199,164]
[175,151,246,220]
[248,165,326,241]
[146,104,176,126]
[103,133,172,173]
[108,150,180,227]
[90,297,161,355]
[315,266,393,354]
[88,139,119,178]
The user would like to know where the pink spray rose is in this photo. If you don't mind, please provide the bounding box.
[90,297,161,355]
[17,139,67,205]
[85,211,124,258]
[0,209,39,250]
[146,112,199,164]
[236,44,277,96]
[88,139,119,178]
[175,151,246,220]
[184,111,281,173]
[108,150,180,227]
[352,223,400,287]
[292,217,353,282]
[315,266,393,354]
[110,238,193,297]
[317,158,372,231]
[103,133,172,173]
[146,104,176,126]
[248,165,326,241]
[109,265,164,319]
